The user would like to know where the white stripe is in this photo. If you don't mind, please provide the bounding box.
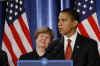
[36,0,42,28]
[77,28,80,34]
[14,19,33,52]
[4,21,22,58]
[98,42,100,54]
[22,13,29,30]
[48,0,53,29]
[2,42,15,66]
[81,19,100,53]
[92,13,100,30]
[92,13,100,53]
[60,0,64,10]
[82,19,99,42]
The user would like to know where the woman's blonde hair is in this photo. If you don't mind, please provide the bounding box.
[34,26,55,40]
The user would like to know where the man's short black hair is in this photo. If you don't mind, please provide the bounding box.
[61,8,80,22]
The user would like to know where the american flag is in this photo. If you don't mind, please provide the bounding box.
[72,0,100,54]
[2,0,33,66]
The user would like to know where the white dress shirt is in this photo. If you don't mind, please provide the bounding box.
[64,31,78,54]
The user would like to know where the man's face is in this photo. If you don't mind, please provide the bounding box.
[36,33,51,49]
[58,12,77,35]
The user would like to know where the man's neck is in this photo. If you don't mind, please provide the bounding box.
[65,29,76,38]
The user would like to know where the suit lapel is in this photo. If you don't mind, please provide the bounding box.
[72,34,81,60]
[60,35,81,59]
[60,34,82,60]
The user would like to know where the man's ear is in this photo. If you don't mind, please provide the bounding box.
[73,20,78,27]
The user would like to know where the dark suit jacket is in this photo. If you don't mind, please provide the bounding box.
[0,49,8,66]
[45,34,100,66]
[20,49,43,60]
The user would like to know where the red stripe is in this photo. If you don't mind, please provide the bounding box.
[9,24,27,54]
[78,22,90,38]
[88,16,100,41]
[3,32,18,66]
[18,16,33,49]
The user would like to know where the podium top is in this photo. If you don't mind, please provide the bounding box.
[18,58,73,66]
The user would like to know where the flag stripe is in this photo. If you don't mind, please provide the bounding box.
[14,19,33,52]
[18,16,33,49]
[21,13,29,30]
[4,22,22,57]
[93,13,100,29]
[82,19,99,41]
[2,43,15,66]
[88,15,100,41]
[78,22,89,37]
[9,24,27,54]
[72,0,100,54]
[2,0,34,66]
[3,32,18,65]
[21,13,33,49]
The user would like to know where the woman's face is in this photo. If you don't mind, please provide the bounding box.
[36,33,51,49]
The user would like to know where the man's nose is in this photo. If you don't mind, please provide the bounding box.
[58,21,62,27]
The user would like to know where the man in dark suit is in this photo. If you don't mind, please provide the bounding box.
[45,8,100,66]
[0,49,8,66]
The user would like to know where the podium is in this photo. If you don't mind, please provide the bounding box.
[17,58,73,66]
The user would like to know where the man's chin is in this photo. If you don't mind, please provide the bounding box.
[41,46,47,49]
[60,32,68,35]
[60,31,65,35]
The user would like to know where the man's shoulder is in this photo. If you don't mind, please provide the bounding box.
[79,34,96,42]
[52,37,63,44]
[77,34,97,46]
[46,37,64,52]
[49,37,63,47]
[0,49,7,56]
